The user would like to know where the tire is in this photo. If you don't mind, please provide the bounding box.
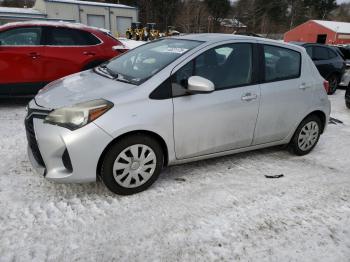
[101,134,164,195]
[289,115,322,156]
[327,74,338,95]
[346,101,350,109]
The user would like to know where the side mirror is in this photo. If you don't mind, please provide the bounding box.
[187,76,215,94]
[112,45,127,53]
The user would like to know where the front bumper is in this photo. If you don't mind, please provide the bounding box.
[26,104,112,183]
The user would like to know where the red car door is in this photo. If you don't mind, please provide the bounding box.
[42,26,104,83]
[0,26,45,96]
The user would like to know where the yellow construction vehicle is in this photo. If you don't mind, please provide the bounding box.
[166,26,180,37]
[147,23,159,40]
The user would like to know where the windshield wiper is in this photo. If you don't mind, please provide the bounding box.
[98,64,119,79]
[97,65,135,85]
[115,77,133,84]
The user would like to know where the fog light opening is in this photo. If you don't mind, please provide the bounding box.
[62,149,73,173]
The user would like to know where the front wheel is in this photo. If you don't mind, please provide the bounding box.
[327,74,338,95]
[101,134,164,195]
[289,115,322,156]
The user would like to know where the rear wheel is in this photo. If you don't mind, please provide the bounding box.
[327,74,338,95]
[289,115,322,156]
[101,134,164,195]
[346,101,350,109]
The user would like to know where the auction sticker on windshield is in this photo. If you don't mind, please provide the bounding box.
[162,47,189,54]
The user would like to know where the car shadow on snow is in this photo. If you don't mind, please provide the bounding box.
[159,146,290,183]
[0,98,31,107]
[35,146,288,198]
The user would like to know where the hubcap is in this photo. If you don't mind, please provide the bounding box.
[297,121,319,151]
[112,144,157,188]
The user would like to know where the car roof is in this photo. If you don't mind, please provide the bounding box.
[301,43,333,48]
[0,20,105,33]
[174,33,304,51]
[174,33,262,43]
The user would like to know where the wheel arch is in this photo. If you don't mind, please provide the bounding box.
[303,110,327,134]
[96,130,169,179]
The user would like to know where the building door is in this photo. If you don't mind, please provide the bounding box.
[317,34,327,44]
[87,15,106,29]
[116,16,132,37]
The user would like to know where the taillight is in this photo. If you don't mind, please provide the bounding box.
[323,80,330,93]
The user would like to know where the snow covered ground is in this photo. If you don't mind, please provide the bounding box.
[0,91,350,261]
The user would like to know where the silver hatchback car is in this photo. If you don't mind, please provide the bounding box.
[26,34,331,195]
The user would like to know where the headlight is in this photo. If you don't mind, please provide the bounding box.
[44,99,113,130]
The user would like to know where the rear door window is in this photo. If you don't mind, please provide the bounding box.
[0,27,42,46]
[313,47,329,60]
[45,27,101,46]
[328,49,337,59]
[263,45,301,82]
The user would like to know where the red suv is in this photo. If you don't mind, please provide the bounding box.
[0,21,126,96]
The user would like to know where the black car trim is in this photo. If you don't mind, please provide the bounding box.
[24,109,51,171]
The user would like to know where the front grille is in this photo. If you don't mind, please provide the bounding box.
[25,109,50,168]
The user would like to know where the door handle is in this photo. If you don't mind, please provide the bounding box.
[28,52,40,59]
[299,82,311,89]
[241,93,258,102]
[83,51,96,56]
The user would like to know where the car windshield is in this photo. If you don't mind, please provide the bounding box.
[105,39,202,85]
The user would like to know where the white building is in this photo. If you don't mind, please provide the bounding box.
[0,0,138,36]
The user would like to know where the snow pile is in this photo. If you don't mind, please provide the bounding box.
[0,92,350,261]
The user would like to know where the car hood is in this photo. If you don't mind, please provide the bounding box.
[34,70,133,109]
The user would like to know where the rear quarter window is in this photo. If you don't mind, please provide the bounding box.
[263,45,301,82]
[314,47,329,60]
[45,27,101,46]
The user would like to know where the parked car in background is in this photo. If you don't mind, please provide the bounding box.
[25,35,331,195]
[336,45,350,89]
[291,42,345,94]
[0,21,126,97]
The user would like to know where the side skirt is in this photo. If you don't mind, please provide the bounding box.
[169,140,289,166]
